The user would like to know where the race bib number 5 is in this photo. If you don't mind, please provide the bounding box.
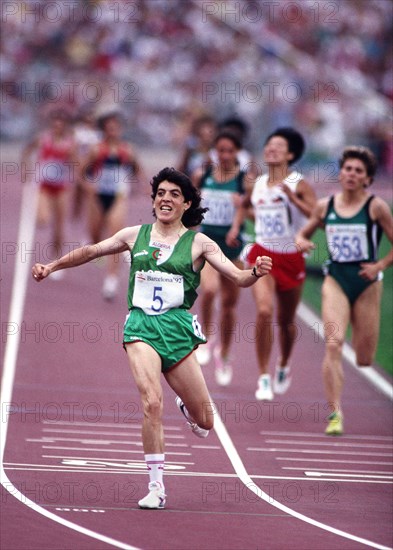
[133,270,184,315]
[326,224,368,262]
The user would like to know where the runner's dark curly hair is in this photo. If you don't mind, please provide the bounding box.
[151,167,208,227]
[265,127,305,165]
[339,146,377,184]
[215,130,242,150]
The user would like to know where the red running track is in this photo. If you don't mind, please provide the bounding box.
[1,166,392,550]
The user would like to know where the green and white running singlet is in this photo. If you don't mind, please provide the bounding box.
[323,195,383,304]
[200,167,245,260]
[123,224,206,371]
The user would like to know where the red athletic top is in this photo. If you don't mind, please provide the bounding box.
[38,130,75,187]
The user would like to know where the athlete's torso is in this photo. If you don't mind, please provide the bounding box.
[38,130,75,186]
[324,195,382,264]
[251,171,306,253]
[92,142,134,196]
[200,167,245,238]
[128,224,201,314]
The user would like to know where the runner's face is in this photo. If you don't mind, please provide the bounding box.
[51,117,67,134]
[104,118,122,139]
[263,136,293,165]
[198,122,216,146]
[154,181,190,223]
[216,138,238,169]
[339,158,370,190]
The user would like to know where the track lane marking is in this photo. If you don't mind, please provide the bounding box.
[41,455,195,465]
[305,472,393,479]
[248,447,392,456]
[41,420,183,431]
[26,437,188,447]
[283,467,393,475]
[42,445,192,455]
[277,457,392,465]
[260,431,393,440]
[42,428,185,439]
[265,439,392,449]
[213,412,392,550]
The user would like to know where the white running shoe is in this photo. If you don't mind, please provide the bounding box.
[196,343,212,366]
[213,346,233,386]
[102,275,119,301]
[138,481,166,509]
[273,365,292,395]
[175,396,209,438]
[255,374,274,401]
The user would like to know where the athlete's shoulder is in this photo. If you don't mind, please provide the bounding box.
[119,225,143,243]
[369,195,392,220]
[316,196,331,219]
[254,173,268,185]
[252,173,268,194]
[193,230,218,249]
[287,170,303,182]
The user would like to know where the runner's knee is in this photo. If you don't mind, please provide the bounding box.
[202,285,218,301]
[256,305,273,324]
[142,393,163,421]
[325,339,344,357]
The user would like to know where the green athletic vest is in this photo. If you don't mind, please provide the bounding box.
[200,167,245,238]
[127,224,202,312]
[324,195,382,263]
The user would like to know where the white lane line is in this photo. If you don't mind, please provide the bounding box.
[42,421,143,429]
[0,183,139,550]
[42,428,185,439]
[214,413,391,550]
[260,431,393,441]
[27,437,188,447]
[191,445,221,450]
[277,457,392,466]
[42,445,192,456]
[62,459,185,471]
[305,472,392,479]
[265,439,392,449]
[42,455,195,465]
[297,303,393,400]
[42,420,182,431]
[283,467,393,475]
[248,448,392,457]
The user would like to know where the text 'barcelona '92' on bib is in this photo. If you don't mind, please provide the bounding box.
[326,224,368,262]
[132,270,185,315]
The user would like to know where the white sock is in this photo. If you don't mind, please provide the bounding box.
[145,454,165,488]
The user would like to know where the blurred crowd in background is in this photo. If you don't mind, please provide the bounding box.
[1,0,392,175]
